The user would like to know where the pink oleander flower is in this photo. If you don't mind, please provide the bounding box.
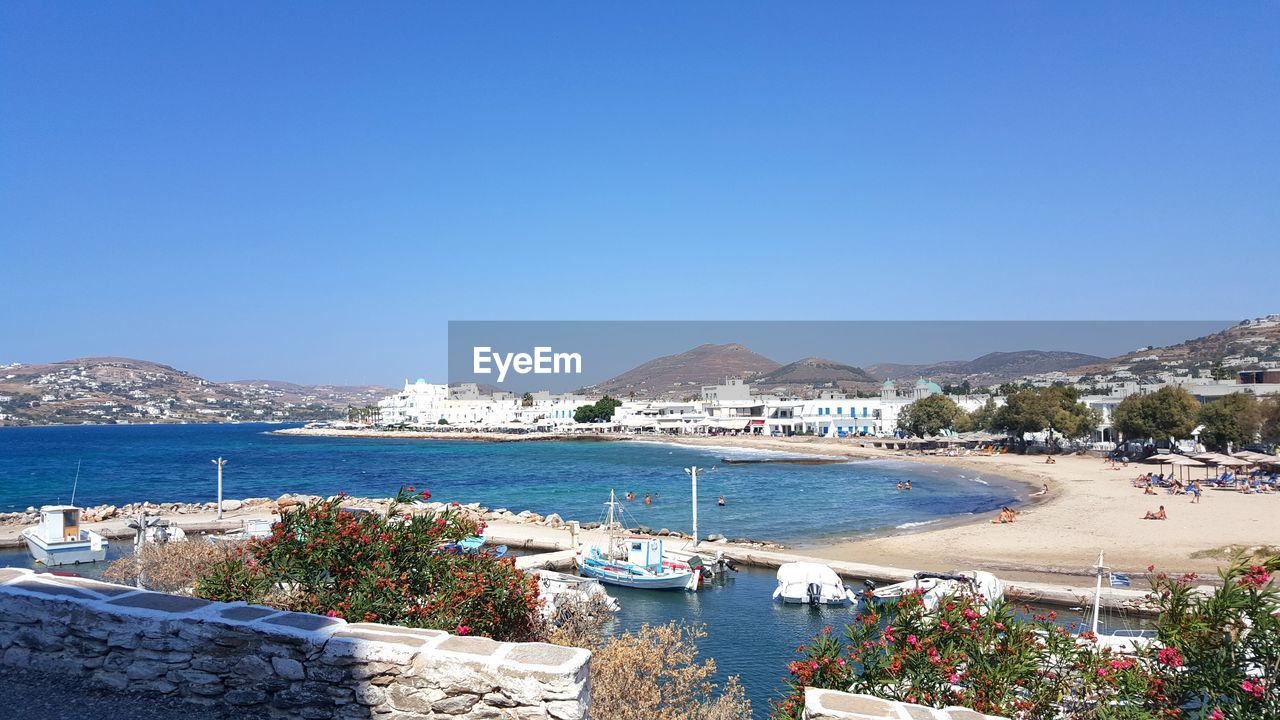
[1157,647,1184,668]
[456,624,471,636]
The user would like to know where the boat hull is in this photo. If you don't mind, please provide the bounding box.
[22,529,107,566]
[576,559,695,590]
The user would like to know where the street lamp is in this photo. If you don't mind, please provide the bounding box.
[684,466,700,548]
[212,458,227,520]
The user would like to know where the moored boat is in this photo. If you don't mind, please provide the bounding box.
[870,570,1004,613]
[772,562,858,606]
[575,490,699,591]
[21,505,108,566]
[535,569,620,618]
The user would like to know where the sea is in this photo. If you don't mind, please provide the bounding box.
[0,422,1039,716]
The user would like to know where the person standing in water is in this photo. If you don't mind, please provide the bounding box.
[644,494,652,506]
[717,496,726,506]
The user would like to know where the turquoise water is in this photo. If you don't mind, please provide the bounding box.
[0,423,1033,715]
[0,424,1023,544]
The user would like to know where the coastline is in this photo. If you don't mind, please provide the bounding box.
[272,427,1280,581]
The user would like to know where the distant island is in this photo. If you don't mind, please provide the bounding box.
[0,357,393,426]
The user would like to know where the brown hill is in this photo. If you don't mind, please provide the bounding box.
[0,357,394,426]
[869,350,1106,386]
[581,343,780,399]
[1071,316,1280,378]
[755,357,877,388]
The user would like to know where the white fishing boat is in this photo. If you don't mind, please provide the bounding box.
[575,491,700,591]
[209,518,275,544]
[1086,551,1159,655]
[21,506,108,566]
[535,569,620,618]
[772,562,858,606]
[870,570,1004,613]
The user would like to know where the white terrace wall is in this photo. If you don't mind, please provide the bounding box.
[803,688,1010,720]
[0,568,590,720]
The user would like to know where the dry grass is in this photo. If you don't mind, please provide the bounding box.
[545,596,750,720]
[103,540,243,594]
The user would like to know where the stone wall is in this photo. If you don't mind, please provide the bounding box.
[0,567,590,719]
[803,688,1009,720]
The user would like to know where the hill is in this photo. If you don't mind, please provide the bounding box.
[1071,315,1280,379]
[581,343,780,399]
[0,357,394,426]
[869,350,1106,386]
[754,357,877,389]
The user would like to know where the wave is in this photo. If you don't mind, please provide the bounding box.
[895,519,941,529]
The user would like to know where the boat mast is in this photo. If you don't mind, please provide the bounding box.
[1091,549,1105,637]
[70,459,82,507]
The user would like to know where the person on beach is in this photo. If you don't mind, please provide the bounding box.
[1030,483,1048,497]
[1190,482,1202,503]
[1044,455,1056,464]
[991,506,1016,523]
[1142,505,1167,520]
[644,494,652,505]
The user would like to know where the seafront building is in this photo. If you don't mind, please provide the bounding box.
[370,366,1277,445]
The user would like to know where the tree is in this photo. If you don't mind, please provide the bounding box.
[1111,386,1200,442]
[897,394,965,437]
[990,386,1100,445]
[574,396,623,424]
[968,398,999,433]
[1262,396,1280,445]
[521,392,534,408]
[1197,393,1262,451]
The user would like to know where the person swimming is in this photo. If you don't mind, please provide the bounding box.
[644,494,652,506]
[904,480,912,491]
[896,481,904,491]
[717,496,725,506]
[625,491,635,502]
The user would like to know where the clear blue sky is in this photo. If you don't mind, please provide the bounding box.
[2,3,1276,385]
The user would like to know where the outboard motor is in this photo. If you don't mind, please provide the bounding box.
[806,581,822,606]
[863,579,877,591]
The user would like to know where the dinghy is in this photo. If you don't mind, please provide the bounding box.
[772,562,858,606]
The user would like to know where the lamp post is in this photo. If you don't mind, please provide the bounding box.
[684,466,700,548]
[212,458,227,520]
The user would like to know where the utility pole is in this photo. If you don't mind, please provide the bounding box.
[212,457,227,520]
[684,466,700,548]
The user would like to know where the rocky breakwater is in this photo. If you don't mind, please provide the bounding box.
[0,567,591,720]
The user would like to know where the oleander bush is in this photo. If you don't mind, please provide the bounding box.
[194,487,544,642]
[774,555,1280,720]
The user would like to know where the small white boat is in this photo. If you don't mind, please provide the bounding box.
[772,562,858,606]
[21,505,108,566]
[536,569,620,618]
[209,518,275,543]
[127,513,187,545]
[871,570,1004,613]
[576,491,699,591]
[1086,551,1159,655]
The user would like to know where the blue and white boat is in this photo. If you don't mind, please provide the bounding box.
[441,534,509,559]
[575,491,699,591]
[21,505,108,566]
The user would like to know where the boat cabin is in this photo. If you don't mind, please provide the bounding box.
[35,505,83,543]
[624,537,665,571]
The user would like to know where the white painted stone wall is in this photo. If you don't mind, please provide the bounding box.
[0,567,590,719]
[803,687,1008,720]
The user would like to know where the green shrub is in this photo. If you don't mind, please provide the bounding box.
[195,487,543,642]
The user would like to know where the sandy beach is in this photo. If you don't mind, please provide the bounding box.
[275,428,1280,581]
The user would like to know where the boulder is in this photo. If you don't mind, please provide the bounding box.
[220,499,243,512]
[543,513,564,528]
